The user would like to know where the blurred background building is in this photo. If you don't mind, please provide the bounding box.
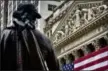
[0,0,39,33]
[0,1,4,32]
[0,0,63,33]
[37,1,63,33]
[7,0,38,27]
[44,0,108,70]
[0,0,8,33]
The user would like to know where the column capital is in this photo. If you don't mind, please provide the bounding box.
[92,40,100,51]
[81,45,88,55]
[72,50,78,60]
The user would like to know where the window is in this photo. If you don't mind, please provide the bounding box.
[48,4,57,11]
[68,54,75,63]
[98,37,107,48]
[77,49,84,58]
[60,58,66,65]
[87,43,95,53]
[106,33,108,37]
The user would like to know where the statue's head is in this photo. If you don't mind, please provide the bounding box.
[13,3,41,22]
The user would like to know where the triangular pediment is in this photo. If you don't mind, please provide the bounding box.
[50,0,106,45]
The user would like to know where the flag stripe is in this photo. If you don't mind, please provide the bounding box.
[74,46,108,71]
[94,64,108,71]
[74,46,108,64]
[74,56,108,70]
[74,51,108,68]
[82,60,108,70]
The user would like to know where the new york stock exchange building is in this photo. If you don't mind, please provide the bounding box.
[44,0,108,71]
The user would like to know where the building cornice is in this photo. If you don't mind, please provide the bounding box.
[50,1,102,39]
[45,0,68,22]
[44,1,102,33]
[53,10,108,48]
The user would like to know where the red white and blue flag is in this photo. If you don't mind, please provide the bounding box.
[62,63,74,71]
[62,46,108,71]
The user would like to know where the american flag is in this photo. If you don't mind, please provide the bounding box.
[74,46,108,71]
[62,63,74,71]
[62,46,108,71]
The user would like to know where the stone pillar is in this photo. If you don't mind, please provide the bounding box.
[72,50,79,60]
[64,55,69,64]
[81,45,88,55]
[58,58,61,66]
[59,57,64,71]
[59,57,66,66]
[92,40,100,51]
[66,54,70,64]
[103,35,108,45]
[106,33,108,43]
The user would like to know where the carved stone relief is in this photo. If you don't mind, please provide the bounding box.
[52,3,108,43]
[67,20,74,35]
[75,9,81,28]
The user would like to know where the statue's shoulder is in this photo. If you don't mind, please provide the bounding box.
[33,29,52,47]
[34,29,49,40]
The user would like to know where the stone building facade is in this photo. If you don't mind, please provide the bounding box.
[44,0,108,68]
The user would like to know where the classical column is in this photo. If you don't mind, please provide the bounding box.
[64,55,69,64]
[72,50,79,60]
[106,33,108,42]
[92,40,100,51]
[60,57,66,66]
[81,45,88,55]
[58,58,61,66]
[66,54,70,64]
[59,57,66,70]
[103,35,108,45]
[58,58,63,70]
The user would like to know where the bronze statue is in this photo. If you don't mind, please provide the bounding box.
[0,4,59,71]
